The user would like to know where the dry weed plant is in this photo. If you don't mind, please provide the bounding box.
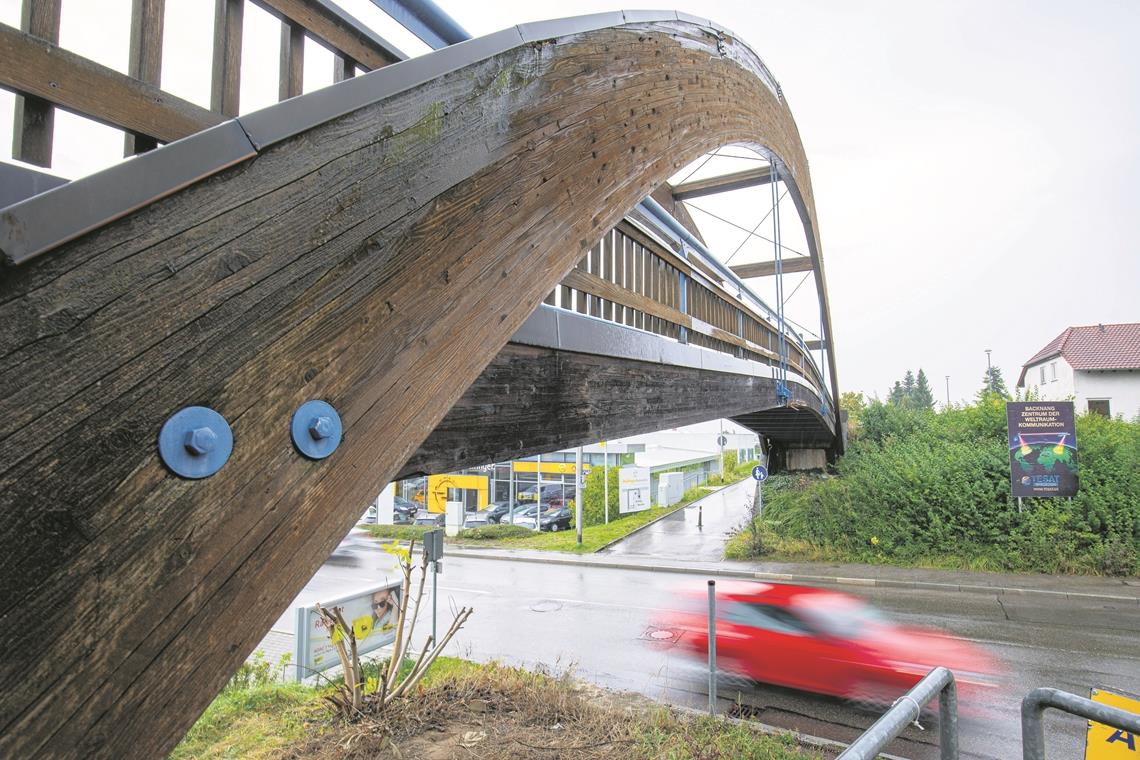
[315,539,473,721]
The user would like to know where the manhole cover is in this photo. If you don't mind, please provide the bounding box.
[530,600,562,613]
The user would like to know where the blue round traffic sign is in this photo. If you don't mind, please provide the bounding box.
[752,465,769,482]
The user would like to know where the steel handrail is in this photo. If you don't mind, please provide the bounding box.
[837,667,958,760]
[1022,687,1140,760]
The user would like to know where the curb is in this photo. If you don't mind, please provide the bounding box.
[446,550,1140,605]
[671,704,908,760]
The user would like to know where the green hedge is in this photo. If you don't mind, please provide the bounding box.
[752,398,1140,575]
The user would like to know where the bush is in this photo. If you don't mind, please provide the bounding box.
[460,524,534,540]
[746,400,1140,575]
[579,465,622,527]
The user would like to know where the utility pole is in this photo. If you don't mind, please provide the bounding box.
[985,349,992,370]
[575,445,583,545]
[945,375,950,407]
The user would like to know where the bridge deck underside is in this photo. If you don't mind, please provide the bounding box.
[400,341,832,479]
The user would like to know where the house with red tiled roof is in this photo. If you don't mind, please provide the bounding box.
[1016,323,1140,418]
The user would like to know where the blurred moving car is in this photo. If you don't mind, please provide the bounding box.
[515,507,573,532]
[463,512,492,529]
[663,581,1001,706]
[413,513,445,527]
[327,528,374,565]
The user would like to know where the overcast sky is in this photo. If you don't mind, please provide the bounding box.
[2,0,1137,405]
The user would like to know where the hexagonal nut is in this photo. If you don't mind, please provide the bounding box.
[308,416,333,441]
[184,426,218,456]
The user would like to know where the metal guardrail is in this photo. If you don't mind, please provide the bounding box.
[1022,687,1140,760]
[837,667,959,760]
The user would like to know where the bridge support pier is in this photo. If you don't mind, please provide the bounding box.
[786,447,828,472]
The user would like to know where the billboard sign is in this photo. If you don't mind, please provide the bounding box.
[1007,401,1078,498]
[619,466,651,514]
[293,580,402,682]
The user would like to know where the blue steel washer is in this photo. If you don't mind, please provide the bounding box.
[291,400,342,460]
[158,406,234,479]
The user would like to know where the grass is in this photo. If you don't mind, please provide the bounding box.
[364,480,745,554]
[174,657,821,759]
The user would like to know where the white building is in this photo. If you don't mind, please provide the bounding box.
[1016,323,1140,419]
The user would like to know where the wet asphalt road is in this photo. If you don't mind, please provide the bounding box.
[297,486,1140,759]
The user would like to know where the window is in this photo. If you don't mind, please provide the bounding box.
[720,602,811,636]
[1088,399,1111,417]
[1050,362,1057,381]
[1040,366,1046,384]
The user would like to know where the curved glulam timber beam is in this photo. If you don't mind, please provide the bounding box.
[0,14,830,758]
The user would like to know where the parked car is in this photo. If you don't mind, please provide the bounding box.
[463,512,491,529]
[486,500,521,524]
[515,507,572,532]
[662,582,1001,707]
[413,513,445,527]
[394,496,419,516]
[392,510,414,525]
[518,483,573,503]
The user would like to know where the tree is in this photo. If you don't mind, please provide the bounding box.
[913,369,935,410]
[888,380,905,407]
[840,391,867,438]
[980,366,1010,400]
[902,370,916,402]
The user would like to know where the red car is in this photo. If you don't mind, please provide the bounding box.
[663,581,1001,707]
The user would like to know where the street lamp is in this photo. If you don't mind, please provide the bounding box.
[945,375,950,407]
[985,349,992,370]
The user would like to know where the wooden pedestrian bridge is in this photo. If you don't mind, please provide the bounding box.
[0,2,840,756]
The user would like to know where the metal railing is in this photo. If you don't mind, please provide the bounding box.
[836,667,959,760]
[1022,687,1140,760]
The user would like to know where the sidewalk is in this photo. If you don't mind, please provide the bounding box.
[447,546,1140,604]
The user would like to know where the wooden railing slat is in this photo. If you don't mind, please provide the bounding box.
[254,0,401,72]
[12,0,60,167]
[211,0,243,117]
[125,0,165,155]
[279,21,305,101]
[0,24,225,143]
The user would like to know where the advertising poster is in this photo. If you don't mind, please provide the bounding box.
[294,580,402,681]
[1006,401,1079,498]
[619,466,651,514]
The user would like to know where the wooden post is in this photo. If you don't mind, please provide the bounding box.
[211,0,243,116]
[12,0,61,167]
[333,53,356,83]
[125,0,166,155]
[279,20,304,101]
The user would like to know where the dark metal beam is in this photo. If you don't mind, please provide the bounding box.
[671,166,775,200]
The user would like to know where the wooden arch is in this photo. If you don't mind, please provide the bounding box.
[0,15,828,758]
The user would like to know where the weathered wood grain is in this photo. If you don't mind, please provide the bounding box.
[0,20,824,759]
[397,342,830,479]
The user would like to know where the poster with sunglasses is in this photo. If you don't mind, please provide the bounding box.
[294,580,403,680]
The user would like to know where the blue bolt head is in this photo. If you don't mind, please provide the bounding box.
[309,416,333,440]
[185,426,218,456]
